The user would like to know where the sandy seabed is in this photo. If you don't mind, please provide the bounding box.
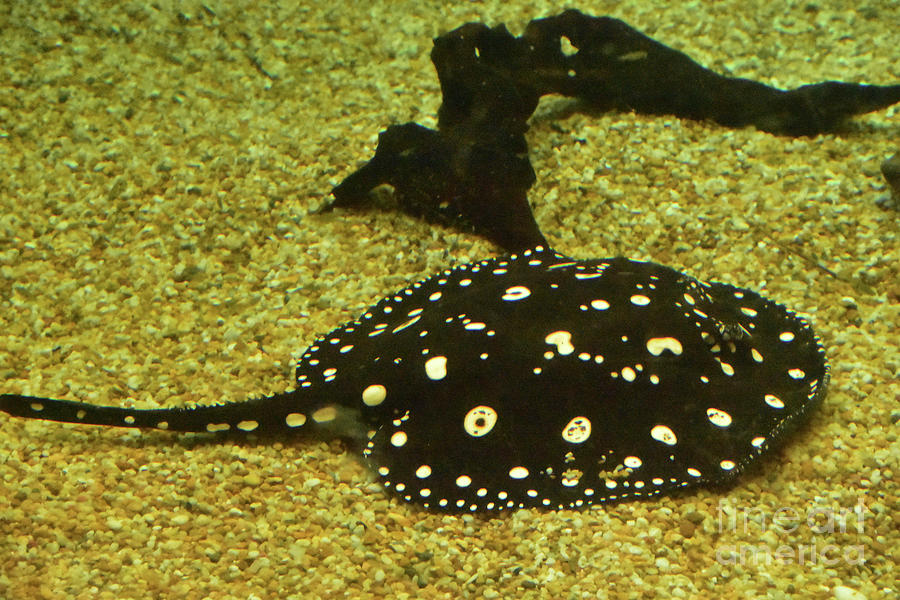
[0,1,897,599]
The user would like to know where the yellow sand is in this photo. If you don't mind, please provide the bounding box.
[1,1,897,599]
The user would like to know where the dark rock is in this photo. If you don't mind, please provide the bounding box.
[331,10,900,251]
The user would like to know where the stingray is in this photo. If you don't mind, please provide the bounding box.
[1,247,828,512]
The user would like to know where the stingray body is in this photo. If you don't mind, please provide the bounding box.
[1,247,827,512]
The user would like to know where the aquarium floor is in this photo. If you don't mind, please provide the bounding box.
[0,1,897,599]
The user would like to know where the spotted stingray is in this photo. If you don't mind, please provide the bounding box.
[1,246,827,512]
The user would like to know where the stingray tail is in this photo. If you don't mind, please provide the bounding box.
[0,392,365,439]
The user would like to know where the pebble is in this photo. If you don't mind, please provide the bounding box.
[840,296,858,310]
[833,585,866,600]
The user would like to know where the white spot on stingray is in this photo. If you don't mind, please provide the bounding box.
[392,315,421,333]
[390,431,408,447]
[719,460,736,471]
[459,278,472,287]
[751,348,764,363]
[646,337,683,356]
[362,384,387,407]
[312,406,337,423]
[764,394,785,409]
[285,413,307,427]
[545,330,575,355]
[621,366,637,382]
[509,466,529,479]
[237,420,259,432]
[630,294,651,306]
[788,368,805,380]
[464,322,486,330]
[124,415,135,425]
[425,356,447,380]
[687,467,702,477]
[206,423,231,433]
[339,344,354,353]
[624,456,642,469]
[419,488,431,498]
[740,307,758,317]
[456,475,472,488]
[547,261,577,270]
[779,331,795,342]
[428,291,442,301]
[683,293,696,305]
[751,436,766,448]
[501,286,531,301]
[464,405,498,437]
[650,424,677,446]
[30,403,44,412]
[720,361,735,376]
[415,465,432,479]
[590,299,610,310]
[575,271,604,279]
[561,416,591,443]
[706,408,733,428]
[378,466,389,476]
